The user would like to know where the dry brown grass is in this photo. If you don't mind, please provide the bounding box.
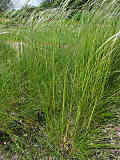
[0,18,10,24]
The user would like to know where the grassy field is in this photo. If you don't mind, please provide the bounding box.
[0,3,120,159]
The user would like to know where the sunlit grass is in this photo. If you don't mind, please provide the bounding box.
[0,1,120,159]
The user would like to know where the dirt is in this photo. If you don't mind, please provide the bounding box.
[92,105,120,160]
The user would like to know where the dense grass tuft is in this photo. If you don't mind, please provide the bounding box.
[0,0,120,159]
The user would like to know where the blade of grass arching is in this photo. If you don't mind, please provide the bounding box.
[73,33,111,135]
[96,30,120,55]
[87,30,117,129]
[87,58,110,121]
[104,88,120,105]
[86,45,112,133]
[78,27,119,133]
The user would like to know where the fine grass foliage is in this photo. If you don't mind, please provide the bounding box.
[0,0,120,159]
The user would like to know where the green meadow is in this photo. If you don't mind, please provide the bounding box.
[0,1,120,159]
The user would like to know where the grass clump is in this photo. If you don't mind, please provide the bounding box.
[0,1,120,159]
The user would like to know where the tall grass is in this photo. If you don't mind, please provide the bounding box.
[0,0,120,159]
